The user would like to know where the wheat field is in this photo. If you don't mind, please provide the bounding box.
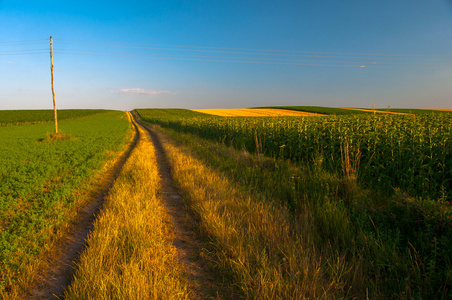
[191,108,323,117]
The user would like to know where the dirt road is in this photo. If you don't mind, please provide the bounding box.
[28,111,227,299]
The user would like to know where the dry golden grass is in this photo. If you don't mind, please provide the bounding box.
[340,108,409,115]
[155,128,346,299]
[64,124,191,299]
[192,108,323,117]
[422,108,452,111]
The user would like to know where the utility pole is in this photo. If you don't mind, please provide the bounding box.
[50,36,58,134]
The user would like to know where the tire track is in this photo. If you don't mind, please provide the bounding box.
[132,112,210,298]
[30,111,236,299]
[28,112,140,299]
[132,112,241,299]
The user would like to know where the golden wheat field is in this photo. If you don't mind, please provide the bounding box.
[423,108,452,111]
[191,108,323,117]
[339,107,409,115]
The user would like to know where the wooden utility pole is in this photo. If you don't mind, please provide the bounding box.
[50,36,58,134]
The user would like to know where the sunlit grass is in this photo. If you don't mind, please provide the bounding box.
[137,109,451,200]
[0,112,131,298]
[152,125,353,299]
[64,124,191,299]
[149,122,451,299]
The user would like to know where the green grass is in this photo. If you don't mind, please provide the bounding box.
[252,105,372,115]
[137,107,452,297]
[0,111,130,296]
[136,109,451,200]
[135,108,211,120]
[64,123,192,299]
[144,119,452,299]
[0,109,114,126]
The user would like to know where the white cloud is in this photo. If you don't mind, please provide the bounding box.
[112,88,176,95]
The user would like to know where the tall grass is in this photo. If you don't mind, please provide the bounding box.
[151,125,361,299]
[149,123,451,299]
[137,109,451,200]
[64,124,191,299]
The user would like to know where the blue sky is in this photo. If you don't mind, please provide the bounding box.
[1,0,452,110]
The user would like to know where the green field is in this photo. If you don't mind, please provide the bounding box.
[0,111,130,294]
[138,108,452,298]
[0,109,114,126]
[2,107,451,298]
[136,109,451,200]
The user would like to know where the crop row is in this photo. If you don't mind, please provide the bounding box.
[0,109,114,126]
[136,109,451,199]
[0,111,130,294]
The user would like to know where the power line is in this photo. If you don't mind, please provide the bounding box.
[53,51,370,67]
[2,38,450,61]
[2,37,450,69]
[0,39,49,57]
[54,38,452,58]
[54,41,452,62]
[54,51,450,69]
[54,49,452,66]
[0,51,48,56]
[0,39,48,44]
[0,42,48,48]
[0,49,49,53]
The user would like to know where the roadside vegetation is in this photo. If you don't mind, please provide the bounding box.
[153,126,330,298]
[64,123,191,299]
[137,109,450,200]
[0,111,130,297]
[138,109,451,299]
